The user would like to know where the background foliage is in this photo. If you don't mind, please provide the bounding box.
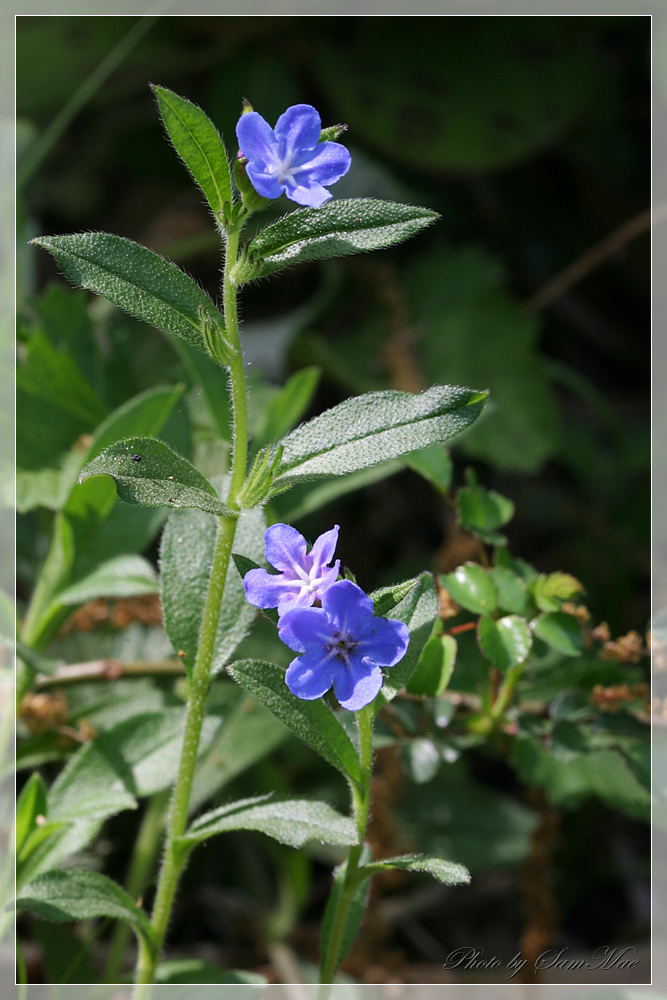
[16,14,649,986]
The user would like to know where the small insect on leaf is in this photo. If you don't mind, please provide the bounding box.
[131,454,142,462]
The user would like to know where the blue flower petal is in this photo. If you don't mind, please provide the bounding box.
[285,181,332,208]
[278,606,333,653]
[264,523,308,573]
[243,567,299,610]
[274,104,321,161]
[244,166,284,201]
[294,142,352,184]
[357,616,410,667]
[309,525,340,575]
[332,656,383,711]
[322,580,375,635]
[286,650,335,701]
[236,111,278,168]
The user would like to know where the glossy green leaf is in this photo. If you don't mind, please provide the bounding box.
[533,572,584,613]
[361,853,470,886]
[275,385,488,485]
[253,366,321,449]
[531,611,584,656]
[31,233,224,352]
[57,554,158,605]
[228,659,361,784]
[490,565,529,615]
[153,85,232,223]
[160,505,265,677]
[442,562,497,614]
[457,472,514,544]
[233,199,439,283]
[78,436,229,515]
[406,634,457,697]
[478,614,532,671]
[15,773,48,855]
[320,846,372,978]
[177,795,358,852]
[16,869,155,954]
[374,573,439,710]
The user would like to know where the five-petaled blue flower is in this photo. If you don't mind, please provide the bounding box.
[278,579,410,712]
[236,104,351,208]
[243,522,341,616]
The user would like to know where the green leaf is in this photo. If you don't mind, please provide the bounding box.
[232,199,439,283]
[275,385,488,485]
[15,773,48,855]
[531,611,584,656]
[17,820,102,892]
[228,659,361,784]
[160,505,265,677]
[320,846,372,977]
[478,614,532,671]
[490,565,529,615]
[370,577,420,618]
[274,460,403,522]
[31,233,224,353]
[374,573,439,710]
[406,634,457,697]
[16,869,155,954]
[401,737,442,783]
[457,473,514,545]
[17,331,107,429]
[442,562,497,615]
[78,436,230,515]
[403,444,453,494]
[156,961,266,985]
[176,795,358,852]
[533,572,584,613]
[57,554,158,605]
[253,366,321,449]
[152,85,232,223]
[361,853,470,886]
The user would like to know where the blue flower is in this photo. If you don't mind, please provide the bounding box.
[278,579,410,712]
[243,522,341,616]
[236,104,351,208]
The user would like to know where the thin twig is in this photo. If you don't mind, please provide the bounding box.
[527,202,665,313]
[35,658,185,688]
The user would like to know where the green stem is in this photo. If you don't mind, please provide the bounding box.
[104,791,168,984]
[490,664,522,722]
[133,224,248,996]
[318,706,374,993]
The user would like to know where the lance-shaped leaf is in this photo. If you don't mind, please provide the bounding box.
[161,505,265,677]
[373,573,439,711]
[359,854,471,886]
[320,846,372,978]
[152,85,233,223]
[228,659,362,785]
[16,869,156,955]
[232,198,439,283]
[175,795,358,852]
[78,436,231,515]
[57,554,158,605]
[31,233,224,352]
[274,385,488,485]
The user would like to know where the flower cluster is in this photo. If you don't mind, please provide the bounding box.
[236,104,351,208]
[244,524,409,711]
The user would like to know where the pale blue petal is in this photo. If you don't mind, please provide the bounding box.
[264,523,308,573]
[236,112,278,168]
[278,606,333,653]
[244,166,283,200]
[294,142,352,184]
[357,616,410,666]
[322,580,374,635]
[274,104,321,162]
[243,567,298,610]
[286,181,332,208]
[308,524,339,574]
[333,657,383,711]
[286,650,335,701]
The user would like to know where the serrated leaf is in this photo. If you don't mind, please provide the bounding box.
[57,554,158,605]
[31,233,224,352]
[478,614,532,671]
[78,436,229,515]
[177,795,358,851]
[442,562,497,615]
[228,659,361,784]
[406,634,457,697]
[533,572,584,613]
[374,573,439,710]
[320,846,372,979]
[16,869,155,954]
[490,565,529,615]
[276,385,487,485]
[531,611,583,656]
[362,853,470,886]
[160,505,265,677]
[233,199,439,283]
[153,85,232,223]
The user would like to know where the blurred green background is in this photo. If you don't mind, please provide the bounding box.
[16,14,650,984]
